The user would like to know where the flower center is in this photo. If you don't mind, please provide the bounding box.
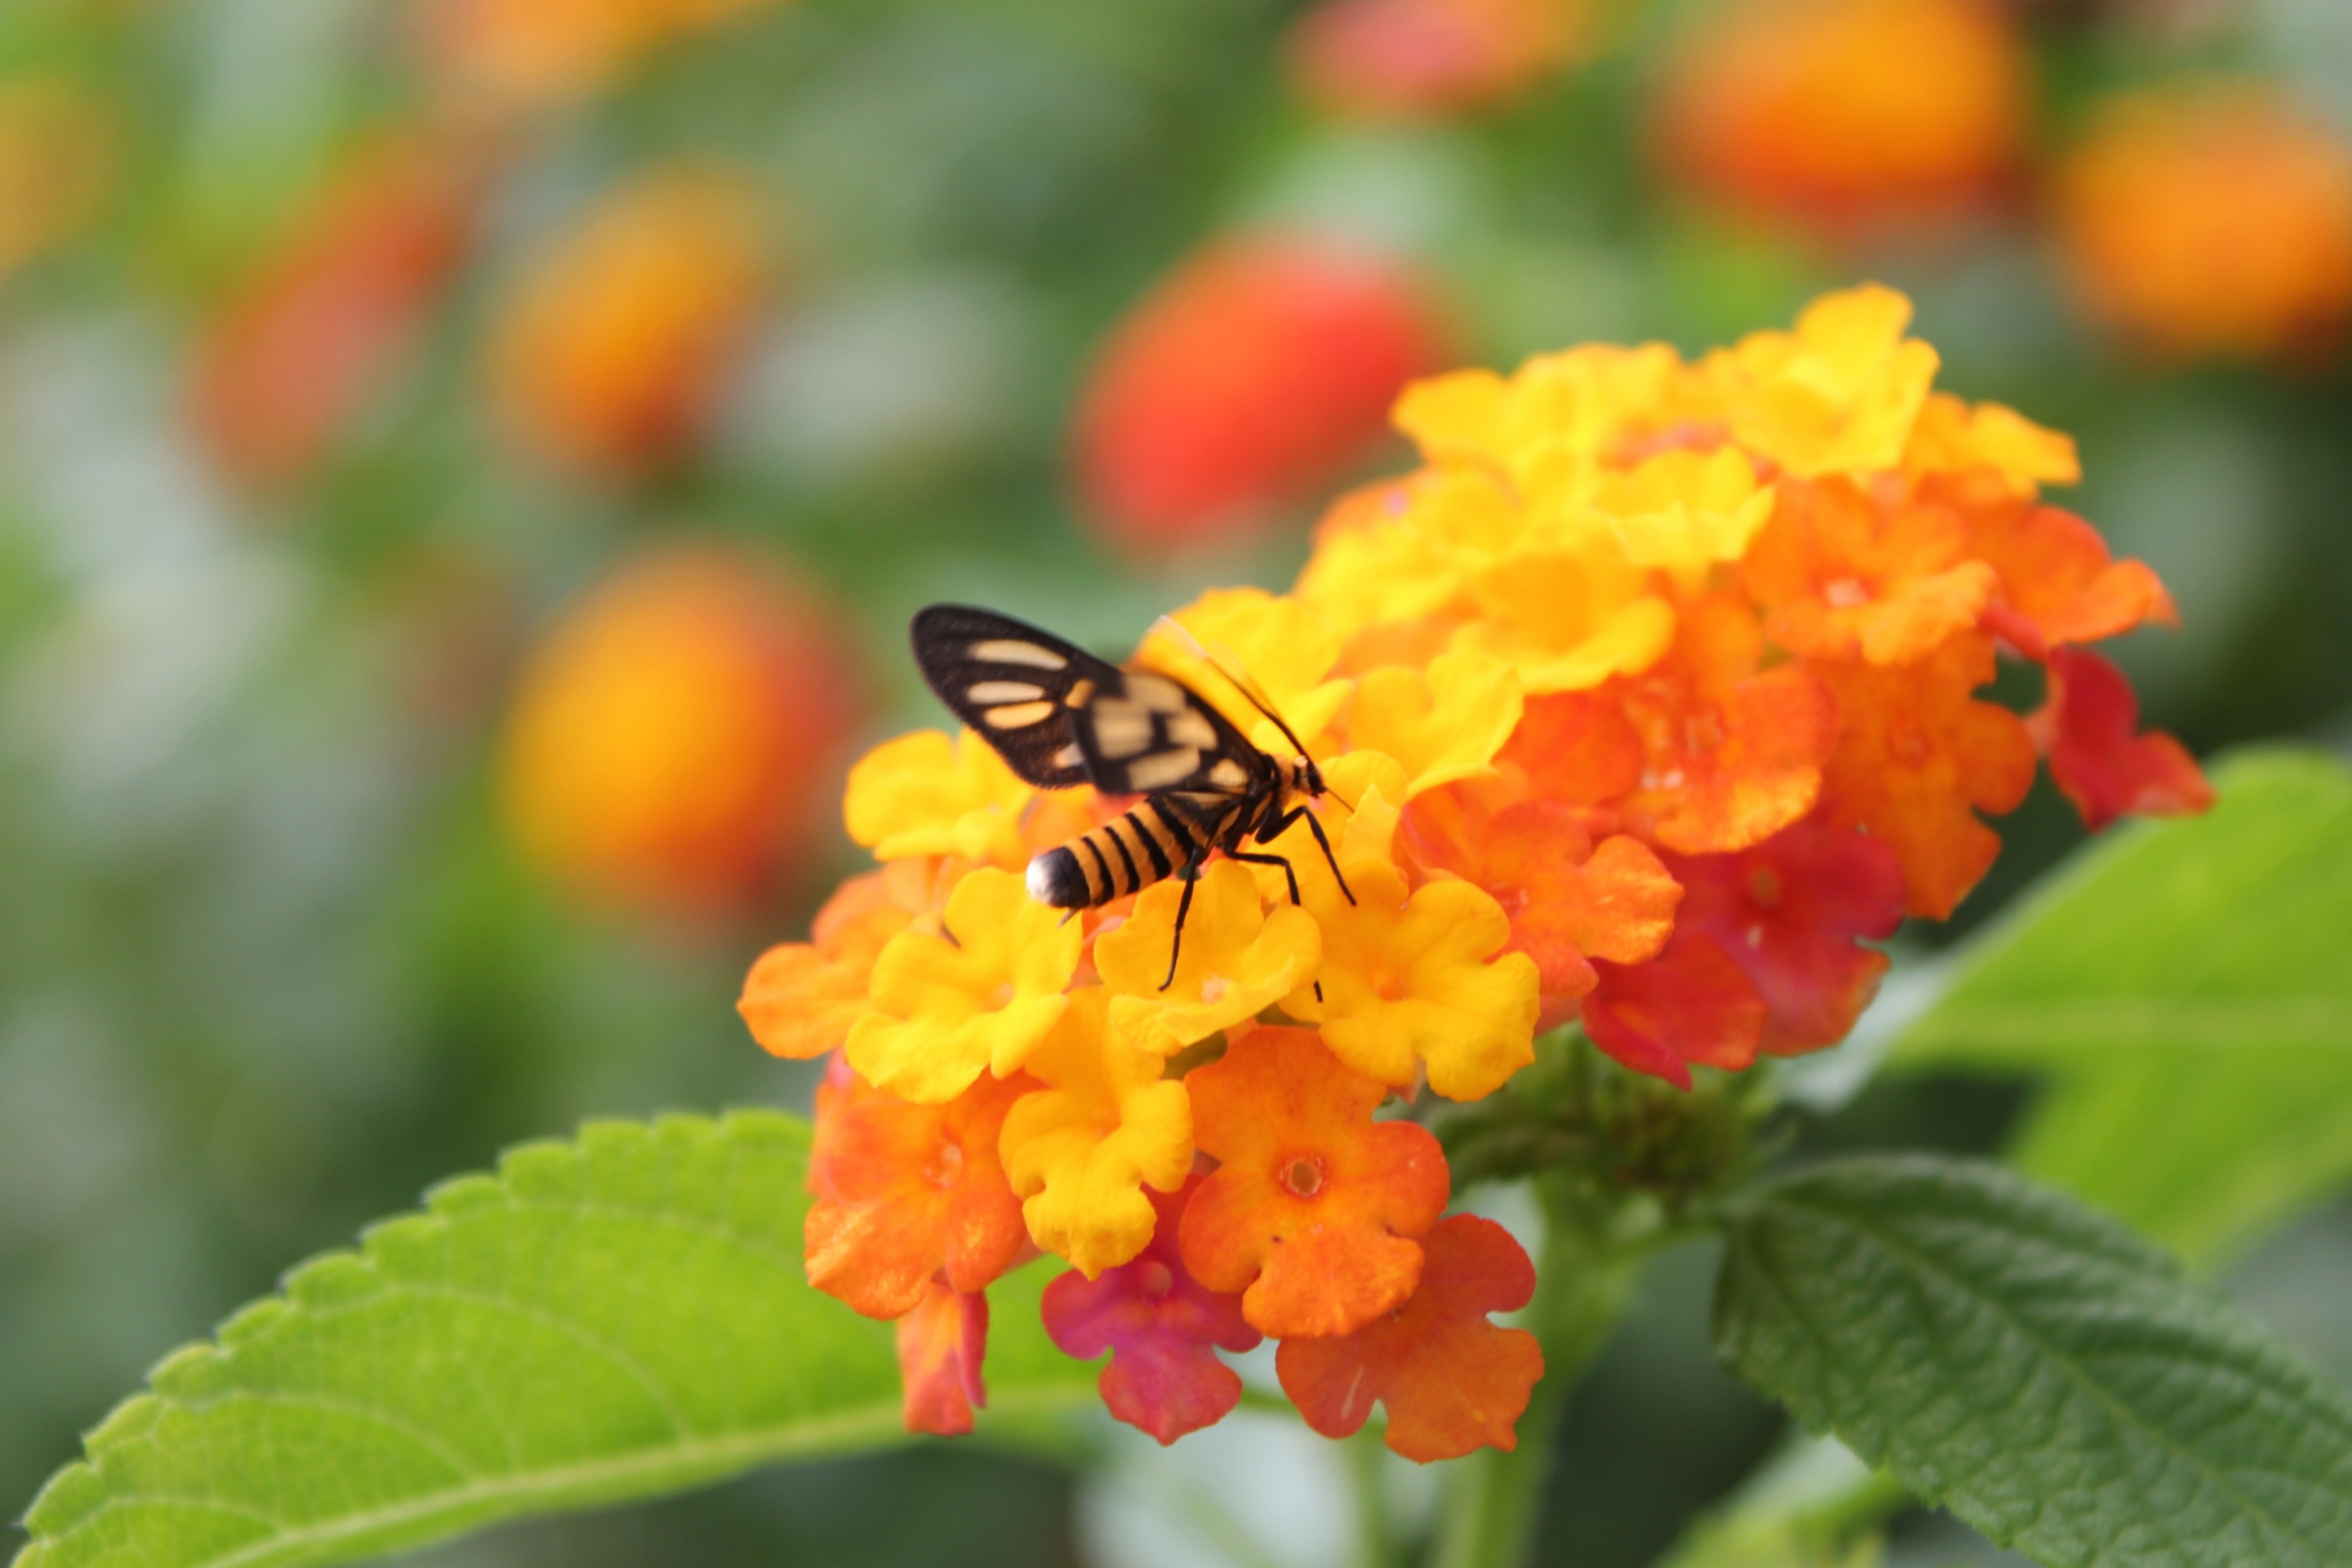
[1137,1261,1174,1302]
[1281,1156,1326,1198]
[991,982,1018,1009]
[1824,576,1871,608]
[1198,974,1229,1006]
[922,1142,966,1189]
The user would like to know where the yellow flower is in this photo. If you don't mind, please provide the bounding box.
[1138,586,1353,751]
[1000,990,1194,1276]
[1588,447,1779,580]
[1903,392,2081,495]
[844,729,1032,863]
[1454,545,1676,693]
[844,869,1080,1103]
[1712,283,1939,478]
[1098,862,1321,1056]
[1394,342,1684,488]
[1283,860,1540,1102]
[1342,649,1523,800]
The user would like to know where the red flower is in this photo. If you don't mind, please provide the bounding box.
[897,1276,989,1437]
[1583,932,1770,1089]
[1041,1176,1263,1445]
[1276,1214,1544,1463]
[2029,647,2213,832]
[1662,813,1904,1057]
[192,131,478,488]
[1179,1025,1450,1338]
[1071,235,1448,559]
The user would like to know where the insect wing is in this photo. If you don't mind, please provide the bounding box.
[910,604,1120,788]
[1071,664,1267,800]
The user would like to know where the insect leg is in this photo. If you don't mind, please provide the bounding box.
[1224,849,1322,1003]
[1225,849,1301,906]
[1161,855,1205,991]
[1258,805,1356,906]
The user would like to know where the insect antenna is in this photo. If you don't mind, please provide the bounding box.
[1147,615,1317,762]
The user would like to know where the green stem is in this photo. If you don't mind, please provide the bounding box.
[1428,1182,1658,1568]
[1350,1425,1396,1568]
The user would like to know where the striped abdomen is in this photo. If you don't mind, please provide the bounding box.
[1027,795,1230,908]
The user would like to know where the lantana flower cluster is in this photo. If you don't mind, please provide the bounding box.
[741,285,2209,1459]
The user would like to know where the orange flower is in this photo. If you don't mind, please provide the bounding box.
[1071,235,1448,559]
[191,129,478,489]
[1178,1026,1449,1339]
[1815,633,2036,919]
[1496,691,1643,808]
[499,544,862,919]
[1285,0,1584,122]
[1651,0,2029,236]
[1401,787,1680,1004]
[804,1058,1031,1320]
[1276,1214,1543,1463]
[739,874,914,1060]
[2053,84,2352,366]
[1926,473,2176,659]
[897,1276,989,1437]
[1741,479,1998,666]
[1610,593,1838,855]
[488,166,773,478]
[2029,648,2213,833]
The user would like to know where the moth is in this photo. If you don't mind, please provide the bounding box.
[910,604,1353,988]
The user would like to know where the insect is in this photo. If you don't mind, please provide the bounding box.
[910,604,1353,989]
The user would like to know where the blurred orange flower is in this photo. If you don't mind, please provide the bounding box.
[191,130,479,489]
[0,74,115,283]
[488,167,775,479]
[1286,0,1584,121]
[2052,84,2352,366]
[1071,235,1449,559]
[499,543,862,920]
[412,0,785,114]
[1652,0,2029,238]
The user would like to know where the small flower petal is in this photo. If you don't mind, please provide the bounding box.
[1099,862,1322,1056]
[1042,1175,1262,1445]
[2029,646,2214,832]
[845,728,1034,863]
[1584,930,1769,1089]
[1276,1214,1543,1463]
[1343,648,1524,799]
[806,1057,1032,1318]
[845,868,1081,1103]
[1000,991,1196,1277]
[1815,632,2037,919]
[1179,1024,1449,1338]
[897,1276,989,1437]
[1285,860,1541,1100]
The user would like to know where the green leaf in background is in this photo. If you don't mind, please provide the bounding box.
[1714,1155,2352,1568]
[1893,747,2352,1267]
[11,1112,1094,1568]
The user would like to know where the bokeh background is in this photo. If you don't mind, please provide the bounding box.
[2,1,2350,1565]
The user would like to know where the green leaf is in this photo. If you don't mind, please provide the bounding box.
[11,1111,1096,1568]
[1714,1154,2352,1568]
[1892,747,2352,1267]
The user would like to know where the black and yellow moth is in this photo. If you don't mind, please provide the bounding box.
[910,604,1353,987]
